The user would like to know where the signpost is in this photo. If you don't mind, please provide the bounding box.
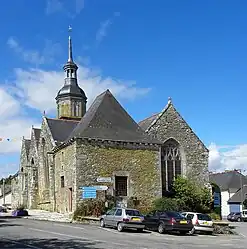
[81,186,96,199]
[96,177,112,183]
[80,186,108,199]
[94,185,108,191]
[214,192,220,207]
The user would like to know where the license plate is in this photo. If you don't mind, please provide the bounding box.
[132,218,141,221]
[180,220,187,224]
[203,222,208,225]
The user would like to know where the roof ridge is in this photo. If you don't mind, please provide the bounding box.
[46,117,80,123]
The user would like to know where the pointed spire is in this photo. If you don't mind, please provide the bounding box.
[168,97,172,104]
[68,25,73,63]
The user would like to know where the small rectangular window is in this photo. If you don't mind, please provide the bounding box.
[61,176,64,188]
[115,176,127,196]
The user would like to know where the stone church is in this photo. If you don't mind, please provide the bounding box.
[11,34,209,213]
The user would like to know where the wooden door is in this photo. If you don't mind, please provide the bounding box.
[68,187,72,212]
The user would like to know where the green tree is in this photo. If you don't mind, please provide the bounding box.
[243,199,247,209]
[172,176,211,213]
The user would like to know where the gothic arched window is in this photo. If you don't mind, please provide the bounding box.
[161,139,182,193]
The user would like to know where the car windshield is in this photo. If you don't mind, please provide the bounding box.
[197,214,212,221]
[125,209,141,216]
[165,211,184,218]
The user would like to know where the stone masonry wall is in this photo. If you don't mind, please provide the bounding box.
[27,129,40,209]
[11,175,20,209]
[18,139,29,208]
[37,118,55,211]
[75,140,161,210]
[147,104,209,185]
[54,143,77,213]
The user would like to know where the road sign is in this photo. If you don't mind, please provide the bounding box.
[96,177,112,183]
[214,192,220,207]
[94,185,108,191]
[81,186,97,199]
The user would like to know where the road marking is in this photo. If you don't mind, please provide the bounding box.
[1,238,42,249]
[53,223,85,230]
[29,228,125,246]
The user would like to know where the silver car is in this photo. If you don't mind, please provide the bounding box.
[100,207,145,232]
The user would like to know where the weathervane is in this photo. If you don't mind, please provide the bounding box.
[68,25,72,33]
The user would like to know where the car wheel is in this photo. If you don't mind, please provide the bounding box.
[179,231,187,235]
[157,223,165,234]
[237,218,241,222]
[100,219,105,228]
[117,223,124,232]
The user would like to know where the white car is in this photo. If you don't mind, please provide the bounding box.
[181,212,214,234]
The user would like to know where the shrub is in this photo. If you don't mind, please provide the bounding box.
[153,197,180,212]
[73,200,105,220]
[209,212,221,221]
[16,204,26,211]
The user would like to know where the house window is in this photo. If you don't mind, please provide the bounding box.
[161,139,181,193]
[115,176,127,196]
[61,176,65,188]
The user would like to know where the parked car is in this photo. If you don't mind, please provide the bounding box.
[99,207,145,232]
[227,212,242,222]
[0,206,7,213]
[181,212,214,234]
[143,211,194,235]
[241,210,247,222]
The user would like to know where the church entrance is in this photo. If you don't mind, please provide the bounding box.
[68,187,72,212]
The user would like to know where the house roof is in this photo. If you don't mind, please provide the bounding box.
[138,113,159,131]
[228,185,247,204]
[24,139,31,156]
[209,171,247,191]
[33,128,41,142]
[46,118,79,143]
[68,89,161,144]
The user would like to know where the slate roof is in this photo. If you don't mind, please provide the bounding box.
[209,171,247,191]
[68,89,161,144]
[46,118,79,143]
[24,139,31,156]
[138,113,159,131]
[228,185,247,204]
[33,128,41,147]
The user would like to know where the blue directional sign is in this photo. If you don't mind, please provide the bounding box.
[214,192,220,207]
[81,186,97,199]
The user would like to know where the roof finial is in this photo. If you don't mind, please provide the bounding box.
[43,110,46,116]
[168,97,172,104]
[68,25,73,63]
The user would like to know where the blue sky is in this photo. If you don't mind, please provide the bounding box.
[1,0,247,177]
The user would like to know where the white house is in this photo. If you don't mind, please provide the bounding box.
[0,184,12,208]
[210,170,247,219]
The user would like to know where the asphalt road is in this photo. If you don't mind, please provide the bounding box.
[0,217,246,249]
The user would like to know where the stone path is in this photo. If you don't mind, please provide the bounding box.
[24,209,72,223]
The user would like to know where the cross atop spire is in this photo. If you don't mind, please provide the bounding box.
[68,25,73,63]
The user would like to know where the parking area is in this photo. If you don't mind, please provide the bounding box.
[1,217,247,249]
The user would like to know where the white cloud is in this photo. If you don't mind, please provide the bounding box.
[0,86,40,154]
[7,37,61,66]
[10,65,150,114]
[45,0,63,15]
[96,12,120,44]
[45,0,84,17]
[96,19,112,43]
[209,143,247,174]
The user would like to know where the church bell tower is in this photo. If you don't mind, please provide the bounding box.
[55,27,87,120]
